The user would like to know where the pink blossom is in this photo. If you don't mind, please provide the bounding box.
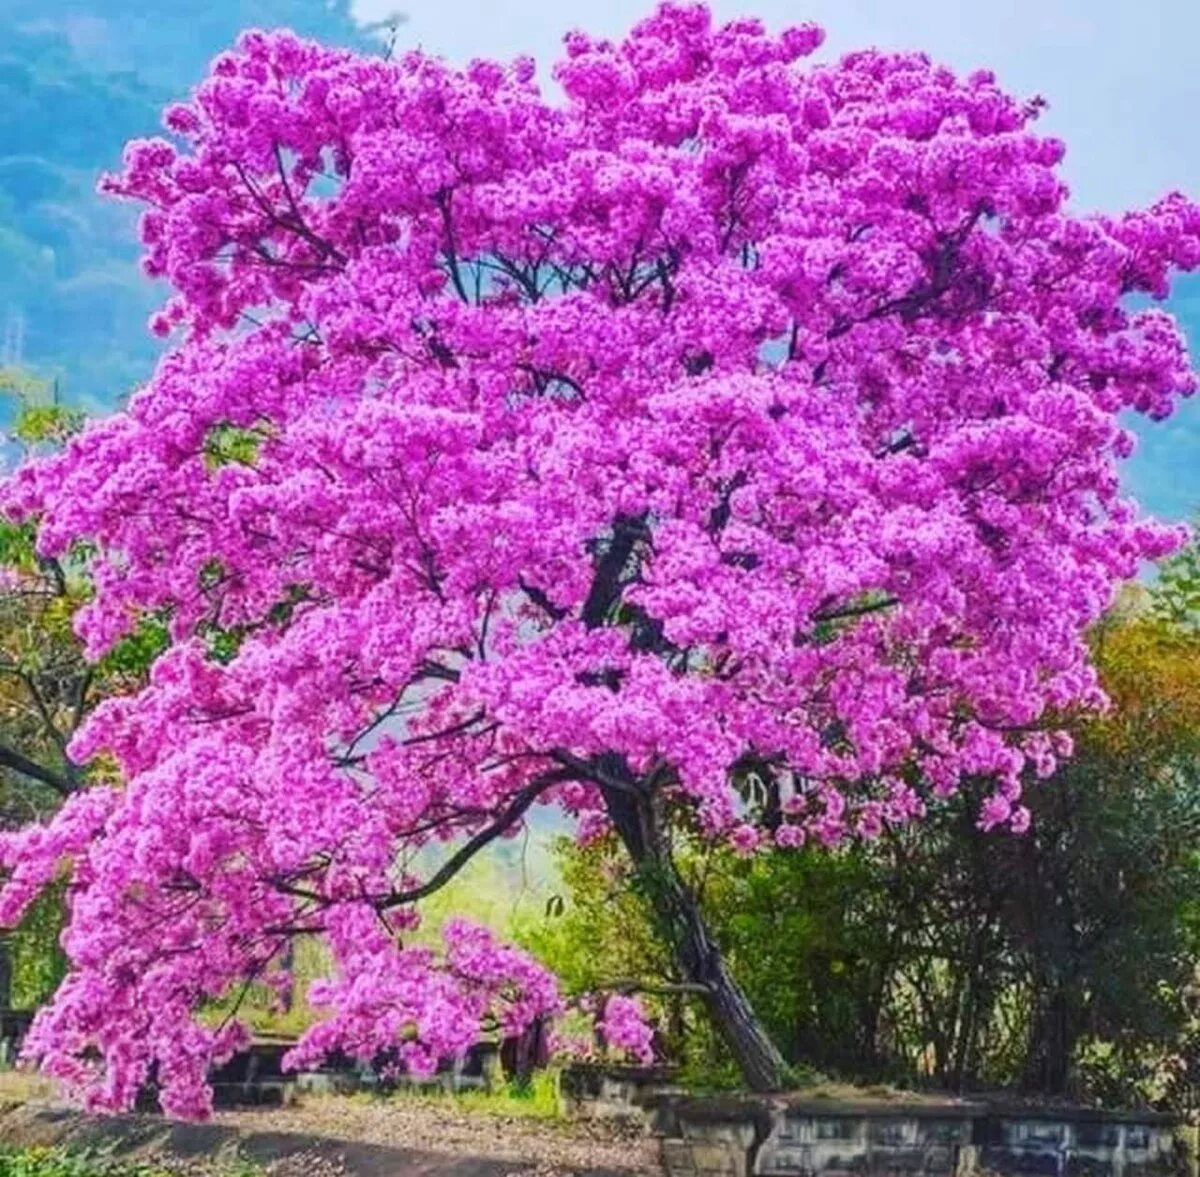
[600,995,655,1065]
[1,4,1196,1116]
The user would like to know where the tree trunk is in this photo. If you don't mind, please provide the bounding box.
[278,939,295,1014]
[0,935,12,1010]
[599,758,790,1092]
[1021,985,1078,1095]
[695,936,791,1092]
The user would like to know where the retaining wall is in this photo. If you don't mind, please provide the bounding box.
[647,1094,1182,1177]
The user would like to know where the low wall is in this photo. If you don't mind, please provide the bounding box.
[0,1009,34,1067]
[648,1094,1183,1177]
[133,1037,506,1108]
[561,1062,684,1119]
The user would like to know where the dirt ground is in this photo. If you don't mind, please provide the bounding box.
[0,1070,659,1174]
[217,1093,660,1174]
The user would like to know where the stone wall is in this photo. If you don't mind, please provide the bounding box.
[560,1062,684,1120]
[647,1095,1182,1177]
[0,1009,34,1067]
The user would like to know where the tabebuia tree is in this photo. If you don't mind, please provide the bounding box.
[1,3,1198,1116]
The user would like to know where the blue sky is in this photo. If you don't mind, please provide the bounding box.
[350,0,1200,522]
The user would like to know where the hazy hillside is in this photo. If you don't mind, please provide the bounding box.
[0,3,370,406]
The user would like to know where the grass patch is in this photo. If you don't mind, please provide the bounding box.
[0,1070,56,1103]
[357,1069,563,1121]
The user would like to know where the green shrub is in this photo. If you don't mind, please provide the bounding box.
[0,1145,261,1177]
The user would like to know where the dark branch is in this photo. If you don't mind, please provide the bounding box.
[0,744,74,797]
[377,768,574,909]
[581,514,649,629]
[435,189,471,304]
[518,576,569,622]
[811,595,900,624]
[550,749,644,796]
[707,470,749,534]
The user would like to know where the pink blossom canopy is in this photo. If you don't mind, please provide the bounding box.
[2,3,1198,1117]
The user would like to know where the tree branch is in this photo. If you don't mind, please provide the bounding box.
[550,749,644,796]
[0,744,74,797]
[518,576,569,622]
[377,768,575,909]
[581,514,649,629]
[811,595,900,624]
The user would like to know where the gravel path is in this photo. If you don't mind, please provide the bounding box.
[218,1094,661,1175]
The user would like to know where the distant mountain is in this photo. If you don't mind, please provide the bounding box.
[0,3,370,408]
[4,2,369,90]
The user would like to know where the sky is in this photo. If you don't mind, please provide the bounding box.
[348,0,1200,522]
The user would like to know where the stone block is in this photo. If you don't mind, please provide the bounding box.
[690,1141,751,1177]
[662,1137,700,1177]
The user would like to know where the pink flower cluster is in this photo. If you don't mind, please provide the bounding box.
[600,995,656,1066]
[1,3,1197,1116]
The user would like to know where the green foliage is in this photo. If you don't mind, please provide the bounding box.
[451,1068,563,1118]
[1156,523,1200,632]
[201,934,330,1039]
[418,829,560,943]
[0,1144,261,1176]
[97,615,170,680]
[0,397,164,1012]
[515,837,671,997]
[0,1146,156,1177]
[362,1068,563,1121]
[10,885,67,1009]
[11,406,86,447]
[530,561,1200,1106]
[522,833,888,1089]
[0,520,39,576]
[203,424,266,471]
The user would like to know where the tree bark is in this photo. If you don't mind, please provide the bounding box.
[1021,985,1079,1095]
[278,939,295,1014]
[598,757,790,1092]
[0,935,12,1010]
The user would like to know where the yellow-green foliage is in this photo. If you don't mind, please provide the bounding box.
[355,1067,562,1121]
[196,828,562,1038]
[511,835,669,996]
[10,885,66,1009]
[413,830,561,945]
[201,935,331,1039]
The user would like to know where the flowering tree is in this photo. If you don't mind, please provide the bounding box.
[1,4,1198,1115]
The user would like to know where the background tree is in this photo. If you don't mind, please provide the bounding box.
[1,6,1199,1115]
[529,570,1200,1104]
[0,376,158,1008]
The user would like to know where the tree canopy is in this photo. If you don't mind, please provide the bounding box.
[1,4,1198,1115]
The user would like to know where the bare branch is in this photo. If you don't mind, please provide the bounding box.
[0,743,74,797]
[377,768,575,909]
[811,595,900,624]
